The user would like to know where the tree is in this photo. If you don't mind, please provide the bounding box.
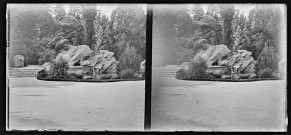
[256,45,278,73]
[94,11,114,52]
[247,5,282,59]
[219,4,235,48]
[232,11,248,51]
[111,5,146,59]
[9,5,58,65]
[66,4,85,45]
[82,6,97,49]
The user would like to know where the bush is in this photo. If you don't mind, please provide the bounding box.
[36,69,47,79]
[176,58,213,80]
[117,46,142,74]
[255,45,278,74]
[67,73,83,80]
[120,69,135,79]
[38,48,56,65]
[258,68,275,78]
[187,58,211,79]
[47,57,69,79]
[175,69,189,79]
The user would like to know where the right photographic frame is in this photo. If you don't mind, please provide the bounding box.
[151,4,287,131]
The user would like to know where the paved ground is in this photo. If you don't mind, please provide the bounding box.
[8,77,145,131]
[151,76,287,131]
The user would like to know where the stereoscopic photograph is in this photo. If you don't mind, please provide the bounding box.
[152,4,287,131]
[6,3,288,132]
[7,4,146,131]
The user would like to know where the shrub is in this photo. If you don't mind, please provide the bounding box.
[176,58,213,80]
[67,74,83,80]
[255,45,278,74]
[120,69,135,79]
[47,57,69,79]
[36,69,47,79]
[175,69,189,80]
[38,49,56,65]
[187,58,210,79]
[258,68,275,78]
[117,46,142,74]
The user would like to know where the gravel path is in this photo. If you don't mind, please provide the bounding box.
[8,77,145,131]
[152,76,287,131]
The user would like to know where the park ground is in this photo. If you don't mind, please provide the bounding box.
[8,77,145,131]
[152,76,287,131]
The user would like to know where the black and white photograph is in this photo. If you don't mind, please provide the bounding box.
[152,4,287,131]
[5,3,288,132]
[7,4,146,131]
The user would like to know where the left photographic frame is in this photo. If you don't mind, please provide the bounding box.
[6,3,146,131]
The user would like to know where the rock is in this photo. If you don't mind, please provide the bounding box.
[55,45,118,79]
[221,75,231,79]
[101,73,119,79]
[67,66,90,76]
[242,60,256,73]
[193,44,231,66]
[83,75,93,80]
[13,55,24,68]
[218,50,256,73]
[206,66,229,76]
[56,45,93,66]
[239,73,257,79]
[81,50,117,73]
[140,60,146,77]
[248,73,257,79]
[79,50,118,79]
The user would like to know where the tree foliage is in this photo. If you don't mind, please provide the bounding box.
[9,4,146,67]
[111,5,146,59]
[256,45,278,73]
[117,45,142,73]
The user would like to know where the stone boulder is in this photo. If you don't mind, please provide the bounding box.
[56,45,93,66]
[80,50,118,79]
[193,44,231,66]
[218,50,255,73]
[53,45,118,79]
[13,55,24,68]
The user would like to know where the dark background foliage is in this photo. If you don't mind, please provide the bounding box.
[8,4,146,67]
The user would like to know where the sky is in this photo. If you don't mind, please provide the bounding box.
[234,4,256,17]
[200,4,256,17]
[97,4,147,17]
[64,4,147,18]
